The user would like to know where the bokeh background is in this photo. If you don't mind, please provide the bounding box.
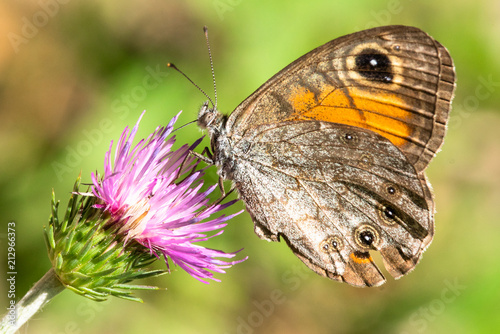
[1,0,499,333]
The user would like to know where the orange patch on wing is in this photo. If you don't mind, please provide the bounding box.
[288,85,413,148]
[290,86,317,113]
[350,253,374,264]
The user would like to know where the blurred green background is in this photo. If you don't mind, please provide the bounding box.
[1,0,499,333]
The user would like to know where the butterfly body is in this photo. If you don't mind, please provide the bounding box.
[197,25,455,287]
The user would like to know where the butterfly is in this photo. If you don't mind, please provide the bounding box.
[196,25,455,287]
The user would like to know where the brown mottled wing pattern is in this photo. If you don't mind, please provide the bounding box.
[212,25,455,286]
[229,121,434,287]
[227,25,455,173]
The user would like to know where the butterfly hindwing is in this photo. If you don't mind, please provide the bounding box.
[230,121,433,287]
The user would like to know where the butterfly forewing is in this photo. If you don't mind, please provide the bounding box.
[227,25,455,173]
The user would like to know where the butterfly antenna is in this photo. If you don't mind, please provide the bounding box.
[172,119,198,134]
[166,62,215,108]
[203,26,218,109]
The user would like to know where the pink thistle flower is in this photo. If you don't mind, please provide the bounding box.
[91,111,245,283]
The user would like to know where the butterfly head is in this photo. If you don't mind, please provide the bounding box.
[197,101,225,135]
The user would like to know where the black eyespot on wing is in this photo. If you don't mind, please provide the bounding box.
[387,186,396,195]
[355,48,393,83]
[321,236,343,253]
[346,182,429,241]
[359,230,374,246]
[384,205,396,220]
[340,131,359,146]
[354,224,380,250]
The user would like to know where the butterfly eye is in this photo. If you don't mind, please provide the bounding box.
[354,224,380,249]
[321,236,343,253]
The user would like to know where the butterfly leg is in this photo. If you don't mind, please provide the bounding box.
[177,146,213,180]
[189,147,228,195]
[173,147,198,182]
[190,146,215,164]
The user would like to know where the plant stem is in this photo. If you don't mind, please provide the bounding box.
[0,268,65,334]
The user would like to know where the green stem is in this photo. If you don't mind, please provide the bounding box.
[0,268,65,334]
